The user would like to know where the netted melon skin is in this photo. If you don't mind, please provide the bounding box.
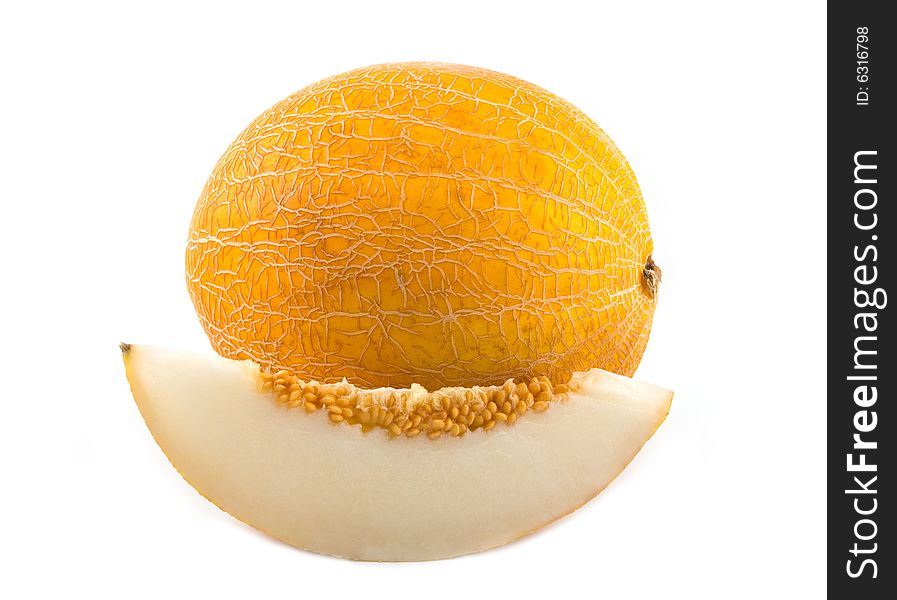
[186,62,657,390]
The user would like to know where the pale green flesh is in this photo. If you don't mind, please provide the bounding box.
[124,345,672,561]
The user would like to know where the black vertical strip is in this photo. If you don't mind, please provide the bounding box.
[828,2,893,596]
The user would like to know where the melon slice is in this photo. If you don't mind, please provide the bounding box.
[122,344,671,561]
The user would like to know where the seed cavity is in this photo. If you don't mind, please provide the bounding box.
[258,369,573,439]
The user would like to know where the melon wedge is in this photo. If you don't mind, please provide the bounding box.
[122,344,672,561]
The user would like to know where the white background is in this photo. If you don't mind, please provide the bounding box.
[1,1,825,598]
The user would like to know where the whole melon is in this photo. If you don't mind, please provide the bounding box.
[186,62,660,390]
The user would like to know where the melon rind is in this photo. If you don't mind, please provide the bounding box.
[186,62,658,391]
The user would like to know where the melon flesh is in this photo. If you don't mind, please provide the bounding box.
[123,345,671,561]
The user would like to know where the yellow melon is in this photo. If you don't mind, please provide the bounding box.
[186,62,660,391]
[124,62,669,561]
